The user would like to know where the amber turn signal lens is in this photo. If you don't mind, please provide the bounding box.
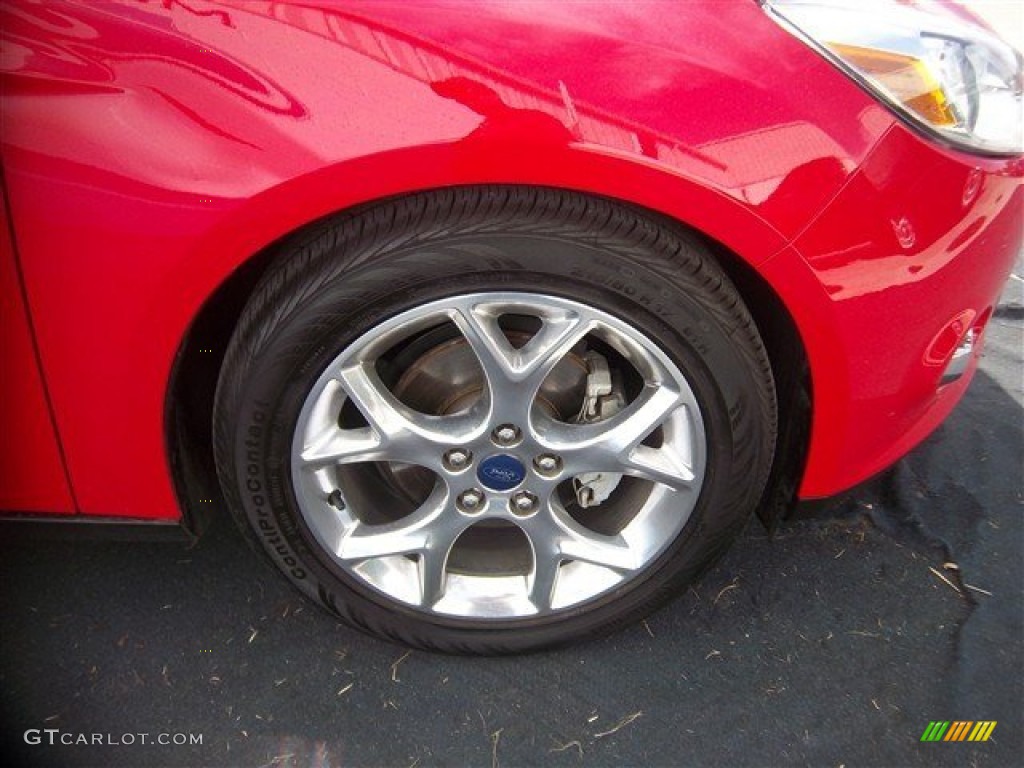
[826,43,956,126]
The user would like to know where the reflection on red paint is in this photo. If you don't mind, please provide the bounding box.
[0,0,1018,519]
[924,309,977,367]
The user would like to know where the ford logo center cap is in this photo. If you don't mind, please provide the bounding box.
[477,454,526,491]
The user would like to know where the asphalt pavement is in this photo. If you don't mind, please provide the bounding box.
[1,280,1021,768]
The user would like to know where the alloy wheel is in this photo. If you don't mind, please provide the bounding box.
[291,292,707,619]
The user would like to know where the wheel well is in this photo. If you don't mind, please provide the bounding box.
[700,235,812,530]
[165,240,279,535]
[165,187,811,536]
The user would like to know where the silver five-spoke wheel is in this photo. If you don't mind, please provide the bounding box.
[292,293,706,619]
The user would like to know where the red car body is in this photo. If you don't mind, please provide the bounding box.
[1,0,1020,523]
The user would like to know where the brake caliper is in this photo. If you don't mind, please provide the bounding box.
[573,351,626,508]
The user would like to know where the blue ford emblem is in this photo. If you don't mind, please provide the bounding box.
[477,454,526,491]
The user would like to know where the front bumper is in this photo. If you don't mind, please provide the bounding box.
[762,122,1023,498]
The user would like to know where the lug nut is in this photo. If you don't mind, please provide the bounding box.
[457,489,485,514]
[533,454,562,476]
[443,449,472,471]
[492,424,522,446]
[509,491,539,516]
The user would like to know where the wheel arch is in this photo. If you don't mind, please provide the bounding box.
[166,172,810,535]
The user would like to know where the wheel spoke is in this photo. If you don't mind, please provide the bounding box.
[556,525,638,573]
[624,443,695,491]
[299,426,384,466]
[418,545,451,609]
[416,509,475,608]
[450,302,590,418]
[334,484,470,609]
[527,541,562,612]
[542,385,694,490]
[297,362,480,467]
[337,362,425,443]
[335,484,447,561]
[521,501,642,611]
[336,514,431,562]
[593,385,684,453]
[524,501,639,575]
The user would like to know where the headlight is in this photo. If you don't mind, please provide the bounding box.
[763,0,1023,155]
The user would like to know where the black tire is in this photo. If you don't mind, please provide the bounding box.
[213,187,776,653]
